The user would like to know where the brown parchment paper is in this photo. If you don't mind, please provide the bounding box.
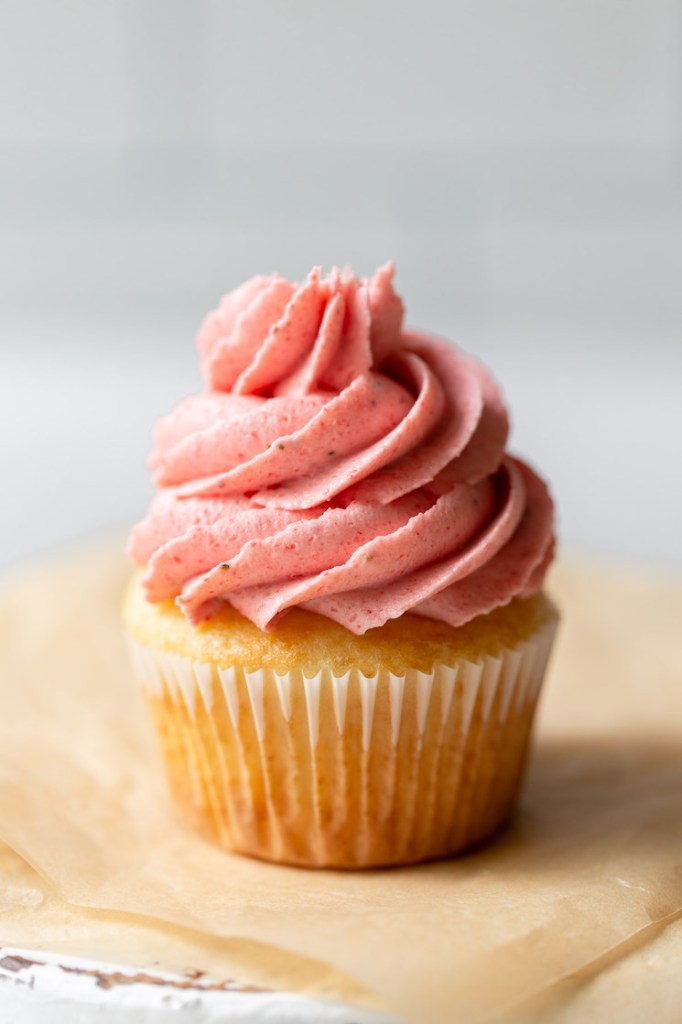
[1,541,681,1024]
[0,839,380,1008]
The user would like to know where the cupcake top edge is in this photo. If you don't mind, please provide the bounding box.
[129,264,556,636]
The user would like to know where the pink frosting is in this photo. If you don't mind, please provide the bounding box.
[129,264,555,634]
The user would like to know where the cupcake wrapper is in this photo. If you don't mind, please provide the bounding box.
[126,618,557,868]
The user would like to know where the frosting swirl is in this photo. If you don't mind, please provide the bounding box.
[129,264,555,634]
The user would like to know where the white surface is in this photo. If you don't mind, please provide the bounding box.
[0,947,399,1024]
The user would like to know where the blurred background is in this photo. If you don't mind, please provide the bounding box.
[1,0,680,570]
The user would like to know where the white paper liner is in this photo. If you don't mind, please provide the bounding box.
[126,618,557,868]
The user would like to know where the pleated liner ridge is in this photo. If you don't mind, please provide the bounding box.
[127,618,557,868]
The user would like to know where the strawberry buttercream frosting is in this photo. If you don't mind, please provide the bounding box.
[129,264,555,634]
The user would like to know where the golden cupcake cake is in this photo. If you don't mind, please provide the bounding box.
[124,264,558,868]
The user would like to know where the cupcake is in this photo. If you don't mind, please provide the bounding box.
[124,264,557,869]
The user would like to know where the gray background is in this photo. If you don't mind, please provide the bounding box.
[1,0,681,570]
